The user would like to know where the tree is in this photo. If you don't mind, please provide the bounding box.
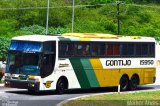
[0,37,10,61]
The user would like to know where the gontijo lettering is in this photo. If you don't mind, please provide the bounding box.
[106,60,131,66]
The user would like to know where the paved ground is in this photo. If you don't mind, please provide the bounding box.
[0,84,160,106]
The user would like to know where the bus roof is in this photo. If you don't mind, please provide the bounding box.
[12,35,58,42]
[61,33,155,42]
[12,33,156,42]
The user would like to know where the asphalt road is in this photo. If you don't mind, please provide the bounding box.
[0,84,160,106]
[0,68,159,106]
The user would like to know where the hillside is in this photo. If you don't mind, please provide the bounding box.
[0,0,160,59]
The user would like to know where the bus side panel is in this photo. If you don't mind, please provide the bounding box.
[110,69,121,86]
[143,68,156,84]
[80,59,100,87]
[90,59,113,87]
[70,58,91,88]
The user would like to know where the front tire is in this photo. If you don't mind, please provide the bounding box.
[56,79,68,94]
[120,75,129,91]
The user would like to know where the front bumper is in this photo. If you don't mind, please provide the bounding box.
[5,79,40,91]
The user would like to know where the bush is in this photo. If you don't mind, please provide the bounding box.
[0,37,10,61]
[0,19,17,38]
[20,25,46,35]
[48,27,68,34]
[20,25,68,35]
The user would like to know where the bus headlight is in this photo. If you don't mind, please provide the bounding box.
[28,75,40,82]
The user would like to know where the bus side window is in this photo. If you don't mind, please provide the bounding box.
[99,43,105,56]
[141,44,148,56]
[121,43,135,57]
[59,43,66,56]
[107,44,114,55]
[128,44,135,56]
[75,43,90,56]
[65,43,74,56]
[135,44,141,56]
[91,43,105,57]
[107,44,120,56]
[59,42,74,57]
[91,43,98,56]
[75,44,83,56]
[114,44,120,56]
[148,43,155,57]
[121,44,128,56]
[84,44,90,56]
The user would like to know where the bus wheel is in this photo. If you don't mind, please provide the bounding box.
[120,75,129,91]
[56,78,68,94]
[129,75,139,91]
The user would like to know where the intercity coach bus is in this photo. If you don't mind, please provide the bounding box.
[4,33,156,94]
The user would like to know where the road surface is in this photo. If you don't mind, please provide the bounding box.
[0,84,160,106]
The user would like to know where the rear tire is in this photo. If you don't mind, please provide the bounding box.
[56,78,68,94]
[129,75,139,91]
[120,75,129,91]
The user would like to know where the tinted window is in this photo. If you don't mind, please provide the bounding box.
[59,42,74,56]
[141,44,148,55]
[135,44,141,56]
[74,43,90,56]
[41,54,55,78]
[121,44,127,55]
[128,44,135,55]
[43,42,56,53]
[148,43,155,57]
[91,43,105,56]
[106,44,120,56]
[58,41,155,58]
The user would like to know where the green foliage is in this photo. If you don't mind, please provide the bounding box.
[92,0,115,4]
[0,20,17,38]
[0,0,160,60]
[133,0,160,3]
[20,25,46,35]
[48,27,68,34]
[0,37,10,61]
[19,25,68,35]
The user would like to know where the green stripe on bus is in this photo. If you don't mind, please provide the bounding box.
[69,58,91,88]
[58,37,71,41]
[80,59,100,87]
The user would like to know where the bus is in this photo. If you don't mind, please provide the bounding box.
[4,33,156,94]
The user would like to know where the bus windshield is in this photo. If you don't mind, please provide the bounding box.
[7,53,40,76]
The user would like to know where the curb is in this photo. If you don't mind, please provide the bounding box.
[56,92,115,106]
[56,88,160,106]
